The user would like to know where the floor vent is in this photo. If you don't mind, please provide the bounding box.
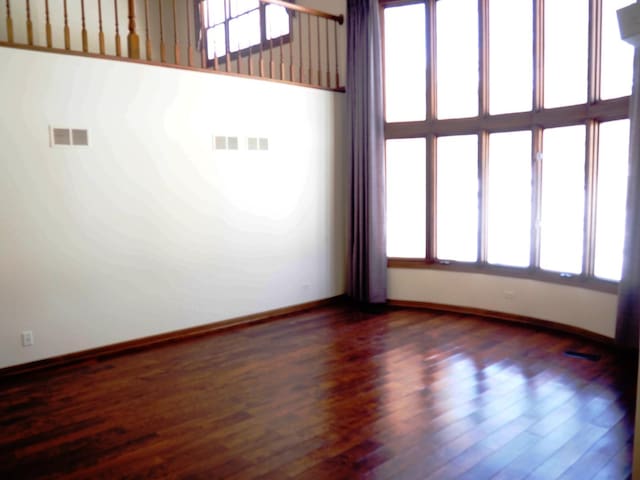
[564,350,601,362]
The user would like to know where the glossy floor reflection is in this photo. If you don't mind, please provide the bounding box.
[0,304,636,479]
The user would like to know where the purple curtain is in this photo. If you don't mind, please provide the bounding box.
[616,49,640,349]
[346,0,386,304]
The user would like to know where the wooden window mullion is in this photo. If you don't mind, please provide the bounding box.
[478,0,489,263]
[531,127,543,269]
[426,0,437,261]
[584,120,599,277]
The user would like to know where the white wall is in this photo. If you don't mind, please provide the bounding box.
[388,269,618,338]
[0,46,347,369]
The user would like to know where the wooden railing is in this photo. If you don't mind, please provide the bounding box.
[0,0,344,90]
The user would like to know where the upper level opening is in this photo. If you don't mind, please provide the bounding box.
[0,0,345,90]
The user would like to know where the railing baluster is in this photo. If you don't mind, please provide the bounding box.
[298,13,303,83]
[186,0,193,67]
[325,18,330,88]
[64,0,70,50]
[98,0,105,54]
[172,0,179,64]
[81,0,88,52]
[289,13,294,82]
[248,44,253,75]
[224,2,230,71]
[259,31,264,76]
[316,16,321,86]
[198,0,206,67]
[307,14,312,84]
[237,40,241,74]
[25,0,32,45]
[159,0,166,63]
[334,20,339,88]
[145,0,151,60]
[5,0,13,43]
[128,0,140,58]
[279,28,284,80]
[114,0,121,56]
[269,35,274,78]
[45,0,52,48]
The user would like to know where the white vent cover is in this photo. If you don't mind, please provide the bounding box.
[213,135,269,152]
[50,127,89,147]
[214,136,227,150]
[227,136,239,150]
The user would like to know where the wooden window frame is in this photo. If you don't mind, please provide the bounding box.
[199,0,293,66]
[381,0,630,294]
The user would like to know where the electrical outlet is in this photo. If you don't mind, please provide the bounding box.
[21,330,34,347]
[503,290,515,300]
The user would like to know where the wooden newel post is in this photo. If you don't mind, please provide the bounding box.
[127,0,140,59]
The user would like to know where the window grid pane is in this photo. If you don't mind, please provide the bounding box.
[544,0,588,108]
[386,139,427,258]
[436,0,478,119]
[384,5,427,122]
[595,120,630,280]
[601,0,634,99]
[436,135,479,262]
[539,126,586,274]
[489,0,533,114]
[487,131,532,267]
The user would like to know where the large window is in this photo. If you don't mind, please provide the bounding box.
[382,0,631,287]
[202,0,290,61]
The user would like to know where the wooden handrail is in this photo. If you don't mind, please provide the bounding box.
[260,0,344,25]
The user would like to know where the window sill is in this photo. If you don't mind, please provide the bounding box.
[387,258,619,295]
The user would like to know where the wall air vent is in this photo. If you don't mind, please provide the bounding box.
[50,127,89,147]
[214,136,227,150]
[71,129,89,146]
[227,136,239,150]
[52,128,71,146]
[213,135,269,152]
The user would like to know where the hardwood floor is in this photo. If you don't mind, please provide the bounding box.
[0,304,636,479]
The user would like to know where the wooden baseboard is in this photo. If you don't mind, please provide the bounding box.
[387,299,616,346]
[0,295,347,379]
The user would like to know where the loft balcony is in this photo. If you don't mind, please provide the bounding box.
[0,0,345,91]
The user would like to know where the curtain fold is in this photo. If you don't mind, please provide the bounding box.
[346,0,387,304]
[616,48,640,348]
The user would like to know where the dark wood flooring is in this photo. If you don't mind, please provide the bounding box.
[0,304,636,479]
